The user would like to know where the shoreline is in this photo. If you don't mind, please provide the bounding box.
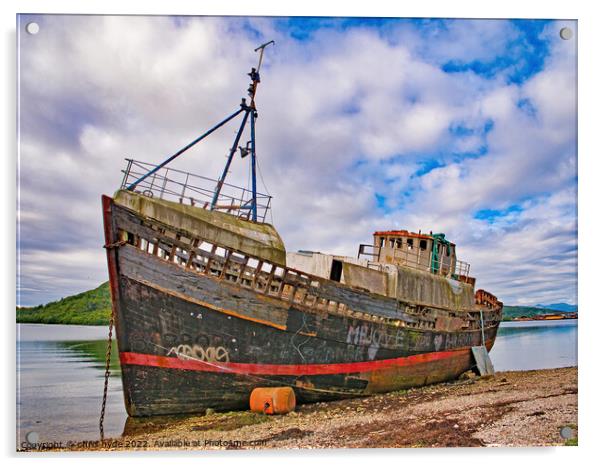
[16,321,106,327]
[506,318,578,322]
[30,366,577,451]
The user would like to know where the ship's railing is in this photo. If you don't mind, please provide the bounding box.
[454,260,471,280]
[357,244,381,259]
[475,289,502,309]
[358,244,472,283]
[120,159,272,223]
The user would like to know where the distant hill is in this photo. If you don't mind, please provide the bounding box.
[536,303,578,313]
[17,282,111,325]
[502,305,574,321]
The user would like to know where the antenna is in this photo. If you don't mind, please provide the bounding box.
[254,40,275,73]
[248,40,275,107]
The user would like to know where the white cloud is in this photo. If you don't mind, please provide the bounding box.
[17,16,577,307]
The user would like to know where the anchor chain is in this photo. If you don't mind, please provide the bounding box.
[103,239,126,250]
[99,312,115,440]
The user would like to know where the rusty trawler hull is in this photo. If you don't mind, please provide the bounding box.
[102,51,502,417]
[102,192,502,417]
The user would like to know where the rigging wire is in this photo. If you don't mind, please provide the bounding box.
[255,153,271,197]
[247,138,252,202]
[255,155,274,225]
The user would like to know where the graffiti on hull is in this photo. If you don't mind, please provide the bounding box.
[167,344,230,363]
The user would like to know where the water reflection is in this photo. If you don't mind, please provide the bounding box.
[17,319,577,446]
[17,324,126,446]
[55,339,121,373]
[489,320,577,371]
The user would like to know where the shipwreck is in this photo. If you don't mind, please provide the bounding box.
[102,44,503,417]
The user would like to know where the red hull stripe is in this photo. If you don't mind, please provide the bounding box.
[120,348,469,376]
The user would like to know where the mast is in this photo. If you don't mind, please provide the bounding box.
[126,41,275,223]
[209,40,274,221]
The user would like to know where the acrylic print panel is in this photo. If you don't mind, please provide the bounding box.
[16,14,578,451]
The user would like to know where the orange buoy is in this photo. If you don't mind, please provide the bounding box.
[249,387,296,414]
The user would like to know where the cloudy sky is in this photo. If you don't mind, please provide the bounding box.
[17,15,577,307]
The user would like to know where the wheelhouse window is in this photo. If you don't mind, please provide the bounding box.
[395,239,402,248]
[419,239,427,250]
[407,239,413,250]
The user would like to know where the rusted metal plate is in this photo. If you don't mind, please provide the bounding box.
[471,345,495,376]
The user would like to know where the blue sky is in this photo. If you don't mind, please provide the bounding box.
[17,15,577,307]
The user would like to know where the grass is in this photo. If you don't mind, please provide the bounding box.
[17,282,112,325]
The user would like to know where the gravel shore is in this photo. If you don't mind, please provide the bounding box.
[57,366,578,451]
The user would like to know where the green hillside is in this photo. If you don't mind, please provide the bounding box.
[17,282,112,325]
[502,305,574,321]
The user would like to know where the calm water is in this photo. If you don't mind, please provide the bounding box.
[489,319,577,371]
[17,324,125,446]
[16,319,577,445]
